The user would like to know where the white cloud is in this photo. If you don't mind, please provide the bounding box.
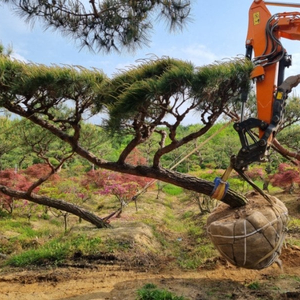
[181,44,219,66]
[143,43,219,68]
[11,52,28,63]
[285,52,300,96]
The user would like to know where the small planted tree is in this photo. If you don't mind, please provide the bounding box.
[185,191,218,215]
[39,174,92,230]
[245,166,265,185]
[99,175,140,216]
[270,163,300,193]
[84,167,151,218]
[0,169,37,214]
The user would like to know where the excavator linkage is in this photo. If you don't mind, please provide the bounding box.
[213,1,300,200]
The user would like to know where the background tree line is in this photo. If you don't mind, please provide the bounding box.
[1,0,300,228]
[2,112,300,225]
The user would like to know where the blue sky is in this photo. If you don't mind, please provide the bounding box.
[0,2,264,71]
[0,1,300,123]
[1,1,299,77]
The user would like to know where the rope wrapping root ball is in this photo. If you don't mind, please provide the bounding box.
[207,192,288,270]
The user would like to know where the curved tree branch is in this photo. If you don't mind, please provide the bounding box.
[273,138,300,163]
[0,56,253,209]
[0,184,110,228]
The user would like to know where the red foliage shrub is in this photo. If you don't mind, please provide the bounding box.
[22,163,60,182]
[82,164,152,207]
[270,163,300,191]
[0,169,36,213]
[246,166,265,180]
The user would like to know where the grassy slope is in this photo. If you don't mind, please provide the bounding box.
[0,186,217,269]
[0,186,299,270]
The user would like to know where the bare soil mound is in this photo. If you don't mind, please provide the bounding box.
[0,244,300,300]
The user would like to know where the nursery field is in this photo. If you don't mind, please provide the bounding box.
[1,190,300,300]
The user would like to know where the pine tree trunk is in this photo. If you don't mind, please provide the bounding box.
[96,164,248,208]
[0,185,110,228]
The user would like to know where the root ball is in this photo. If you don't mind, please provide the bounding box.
[207,193,288,269]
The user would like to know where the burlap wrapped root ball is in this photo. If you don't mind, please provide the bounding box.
[207,192,288,270]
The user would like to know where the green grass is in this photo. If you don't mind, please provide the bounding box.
[136,283,187,300]
[1,191,217,270]
[177,253,203,269]
[278,274,300,282]
[286,217,300,247]
[101,238,132,253]
[0,218,49,237]
[162,208,186,233]
[5,240,69,267]
[0,218,55,256]
[162,184,183,196]
[4,234,102,267]
[0,219,28,231]
[150,205,216,270]
[177,243,216,269]
[0,209,10,218]
[288,217,300,229]
[247,281,261,290]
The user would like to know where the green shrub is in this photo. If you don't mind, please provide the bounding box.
[137,283,186,300]
[0,209,10,218]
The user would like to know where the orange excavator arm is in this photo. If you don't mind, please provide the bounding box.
[232,0,300,171]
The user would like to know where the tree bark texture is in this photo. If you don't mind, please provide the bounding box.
[0,57,253,216]
[0,184,110,228]
[95,163,248,208]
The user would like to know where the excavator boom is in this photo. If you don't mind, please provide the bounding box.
[233,0,300,171]
[211,0,300,201]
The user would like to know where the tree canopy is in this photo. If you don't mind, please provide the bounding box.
[0,54,254,211]
[2,1,300,231]
[0,0,191,53]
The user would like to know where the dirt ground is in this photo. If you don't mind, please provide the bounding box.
[0,245,300,300]
[1,192,300,300]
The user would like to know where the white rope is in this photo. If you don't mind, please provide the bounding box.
[207,211,288,239]
[243,219,247,266]
[207,208,288,268]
